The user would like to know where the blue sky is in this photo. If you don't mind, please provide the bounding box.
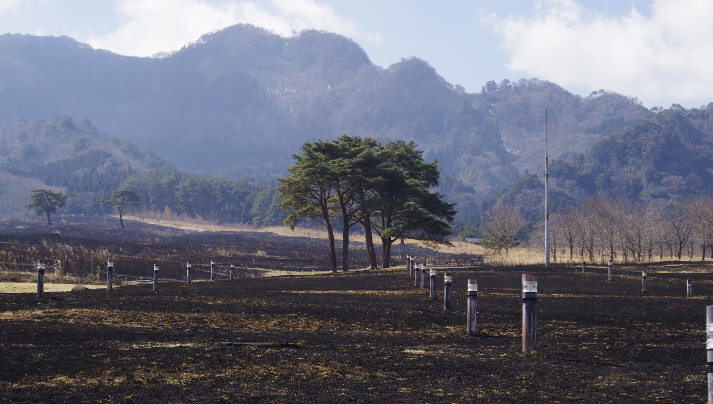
[0,0,710,108]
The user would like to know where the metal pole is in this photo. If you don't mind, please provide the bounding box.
[467,279,477,334]
[36,260,45,298]
[707,306,713,403]
[443,272,452,311]
[210,260,215,280]
[153,264,159,292]
[641,269,647,293]
[107,259,114,292]
[420,264,427,289]
[230,264,235,280]
[607,260,613,281]
[186,262,191,285]
[414,262,420,287]
[688,279,693,297]
[544,107,550,268]
[522,274,538,353]
[429,268,436,299]
[582,261,586,273]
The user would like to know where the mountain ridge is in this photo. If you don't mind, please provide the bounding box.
[0,24,681,213]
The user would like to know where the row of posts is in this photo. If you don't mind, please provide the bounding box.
[581,259,693,296]
[406,255,538,353]
[35,259,238,297]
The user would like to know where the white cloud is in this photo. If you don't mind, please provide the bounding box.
[86,0,380,58]
[486,0,713,107]
[0,0,22,14]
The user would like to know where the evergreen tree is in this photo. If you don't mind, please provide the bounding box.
[26,189,67,225]
[101,189,142,229]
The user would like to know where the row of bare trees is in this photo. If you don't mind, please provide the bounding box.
[532,196,713,264]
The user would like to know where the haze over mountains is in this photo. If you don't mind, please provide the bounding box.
[1,23,711,221]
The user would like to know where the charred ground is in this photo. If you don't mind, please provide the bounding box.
[0,218,709,402]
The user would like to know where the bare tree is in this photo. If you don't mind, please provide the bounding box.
[553,205,579,261]
[481,202,524,254]
[668,200,692,259]
[684,197,713,261]
[641,200,665,261]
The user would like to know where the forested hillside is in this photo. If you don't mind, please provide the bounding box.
[488,104,713,238]
[0,117,166,217]
[0,25,651,212]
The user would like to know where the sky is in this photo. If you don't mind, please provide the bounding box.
[0,0,711,109]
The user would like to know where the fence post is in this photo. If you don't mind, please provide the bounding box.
[407,255,411,275]
[153,264,159,292]
[443,272,452,311]
[421,264,427,289]
[707,306,713,403]
[414,263,420,287]
[186,262,191,285]
[522,274,537,353]
[582,261,586,273]
[688,279,693,297]
[607,260,613,281]
[467,279,477,334]
[641,269,647,293]
[429,268,437,299]
[36,260,45,298]
[107,259,114,292]
[230,264,235,280]
[210,260,215,280]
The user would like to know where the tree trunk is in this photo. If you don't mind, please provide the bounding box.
[119,211,125,230]
[382,238,393,268]
[342,223,349,272]
[702,242,707,262]
[326,221,337,273]
[362,215,378,269]
[46,211,52,226]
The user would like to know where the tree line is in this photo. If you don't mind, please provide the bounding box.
[515,196,713,263]
[25,169,288,228]
[278,135,455,272]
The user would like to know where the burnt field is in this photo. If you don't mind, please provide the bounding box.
[0,218,711,402]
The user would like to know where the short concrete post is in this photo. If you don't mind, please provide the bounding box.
[153,264,159,292]
[414,263,420,287]
[420,264,427,289]
[429,268,437,299]
[36,260,45,298]
[687,279,693,297]
[107,259,114,292]
[210,260,216,280]
[581,261,586,273]
[641,269,647,293]
[230,264,235,280]
[443,272,452,311]
[707,306,713,403]
[607,260,613,281]
[522,274,537,353]
[466,279,477,334]
[186,262,191,285]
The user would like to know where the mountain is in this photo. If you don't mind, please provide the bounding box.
[488,104,713,233]
[0,25,657,211]
[0,117,167,217]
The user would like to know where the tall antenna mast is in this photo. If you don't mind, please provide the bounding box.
[544,104,550,267]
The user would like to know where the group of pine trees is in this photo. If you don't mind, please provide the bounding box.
[278,135,455,271]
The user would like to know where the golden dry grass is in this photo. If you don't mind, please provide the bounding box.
[124,214,707,267]
[0,282,105,293]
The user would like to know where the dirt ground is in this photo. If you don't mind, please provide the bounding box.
[0,217,710,402]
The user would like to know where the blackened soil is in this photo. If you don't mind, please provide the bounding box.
[0,218,710,402]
